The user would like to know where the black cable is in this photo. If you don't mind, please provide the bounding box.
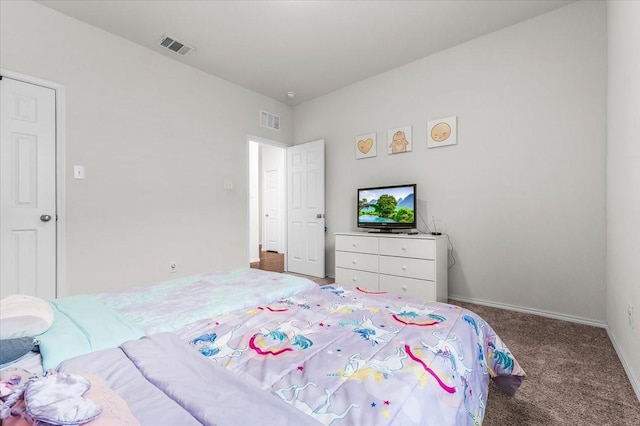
[444,233,456,270]
[417,211,432,234]
[417,210,455,268]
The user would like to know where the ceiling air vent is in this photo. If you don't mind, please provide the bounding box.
[260,110,280,131]
[158,35,195,57]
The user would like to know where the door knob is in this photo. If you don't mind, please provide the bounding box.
[40,214,52,222]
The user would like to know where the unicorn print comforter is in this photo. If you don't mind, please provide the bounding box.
[58,333,320,426]
[175,284,525,425]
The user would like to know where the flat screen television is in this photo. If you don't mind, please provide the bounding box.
[357,184,417,232]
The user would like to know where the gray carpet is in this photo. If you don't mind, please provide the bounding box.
[451,300,640,425]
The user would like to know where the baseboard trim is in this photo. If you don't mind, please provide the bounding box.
[447,295,607,328]
[605,327,640,401]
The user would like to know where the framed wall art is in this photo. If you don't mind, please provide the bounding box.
[387,126,412,154]
[427,116,457,148]
[355,133,377,159]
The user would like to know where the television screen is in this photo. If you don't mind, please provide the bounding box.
[357,184,416,231]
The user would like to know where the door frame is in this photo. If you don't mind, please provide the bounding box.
[246,135,288,270]
[1,69,66,297]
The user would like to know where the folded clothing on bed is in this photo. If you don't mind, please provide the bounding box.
[0,338,37,367]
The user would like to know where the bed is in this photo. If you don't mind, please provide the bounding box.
[1,268,524,425]
[4,269,316,372]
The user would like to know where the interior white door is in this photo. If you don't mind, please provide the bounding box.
[263,168,279,252]
[0,77,57,300]
[287,140,325,277]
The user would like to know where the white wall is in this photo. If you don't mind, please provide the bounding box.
[0,0,293,295]
[294,1,607,323]
[607,0,640,398]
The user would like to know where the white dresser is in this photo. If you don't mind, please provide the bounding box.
[334,232,448,302]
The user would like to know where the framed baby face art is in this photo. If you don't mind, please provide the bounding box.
[427,116,457,148]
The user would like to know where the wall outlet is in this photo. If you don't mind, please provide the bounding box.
[169,262,177,273]
[73,165,85,179]
[628,304,634,329]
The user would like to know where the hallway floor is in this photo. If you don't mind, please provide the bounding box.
[250,248,334,285]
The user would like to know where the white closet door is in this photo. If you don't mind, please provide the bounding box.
[263,168,279,252]
[0,77,57,299]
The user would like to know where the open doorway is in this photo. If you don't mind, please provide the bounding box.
[248,137,286,273]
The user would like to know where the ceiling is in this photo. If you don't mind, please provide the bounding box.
[37,0,575,105]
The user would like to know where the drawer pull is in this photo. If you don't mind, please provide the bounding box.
[401,246,407,251]
[402,285,408,291]
[352,260,357,265]
[352,277,357,282]
[352,243,357,247]
[402,266,407,271]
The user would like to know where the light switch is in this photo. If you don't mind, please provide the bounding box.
[74,165,85,179]
[223,178,233,190]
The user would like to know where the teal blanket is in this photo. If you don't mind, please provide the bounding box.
[37,295,144,371]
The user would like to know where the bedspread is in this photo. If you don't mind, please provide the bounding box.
[176,284,525,425]
[98,268,317,334]
[58,333,319,426]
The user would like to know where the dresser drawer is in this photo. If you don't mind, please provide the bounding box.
[335,267,379,290]
[379,255,434,281]
[334,232,447,302]
[335,234,378,254]
[380,274,436,301]
[335,250,378,272]
[379,237,434,259]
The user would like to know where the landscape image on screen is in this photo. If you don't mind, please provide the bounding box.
[358,186,415,224]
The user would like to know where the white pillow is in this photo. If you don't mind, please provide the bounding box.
[0,294,54,339]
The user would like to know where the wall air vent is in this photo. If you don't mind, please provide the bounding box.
[158,35,195,57]
[260,110,280,131]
